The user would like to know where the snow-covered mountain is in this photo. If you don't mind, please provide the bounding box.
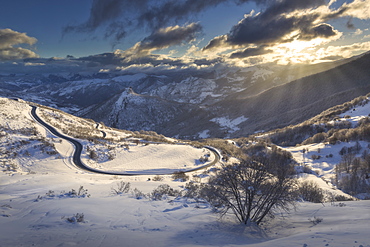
[80,51,370,139]
[211,51,370,137]
[0,52,367,139]
[79,87,204,134]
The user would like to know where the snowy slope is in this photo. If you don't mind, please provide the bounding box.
[279,98,370,199]
[1,97,370,247]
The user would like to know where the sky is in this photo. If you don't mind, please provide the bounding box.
[1,0,370,72]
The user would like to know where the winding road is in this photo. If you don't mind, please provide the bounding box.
[96,123,107,138]
[30,105,220,176]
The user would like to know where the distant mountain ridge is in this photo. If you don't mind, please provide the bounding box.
[79,87,207,134]
[1,51,369,139]
[213,51,370,136]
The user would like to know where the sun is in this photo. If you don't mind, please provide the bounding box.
[275,38,328,64]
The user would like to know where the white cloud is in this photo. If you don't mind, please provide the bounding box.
[354,29,363,35]
[341,0,370,19]
[0,28,39,61]
[24,62,45,66]
[314,41,370,61]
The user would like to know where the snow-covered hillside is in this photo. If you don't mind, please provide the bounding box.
[276,97,370,200]
[79,87,202,135]
[1,97,370,247]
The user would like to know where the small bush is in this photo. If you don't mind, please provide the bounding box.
[184,181,201,199]
[107,152,116,160]
[152,175,164,181]
[172,171,189,182]
[311,154,321,160]
[45,190,55,198]
[88,149,98,160]
[63,213,85,223]
[302,165,314,174]
[334,195,354,201]
[199,156,209,163]
[111,181,130,195]
[299,180,325,203]
[151,184,180,201]
[309,216,323,226]
[62,186,90,198]
[132,188,147,199]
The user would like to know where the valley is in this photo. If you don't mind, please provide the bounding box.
[2,52,370,140]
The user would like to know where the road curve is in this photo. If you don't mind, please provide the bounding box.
[31,105,219,176]
[31,106,114,175]
[96,123,107,138]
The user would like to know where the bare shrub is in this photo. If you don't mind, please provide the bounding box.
[63,213,85,223]
[334,195,354,201]
[152,175,164,181]
[172,171,189,182]
[107,152,116,160]
[335,153,370,195]
[60,186,90,198]
[132,188,147,199]
[298,180,325,203]
[184,182,215,203]
[88,149,98,160]
[151,184,180,201]
[309,216,323,226]
[111,181,131,195]
[311,154,321,160]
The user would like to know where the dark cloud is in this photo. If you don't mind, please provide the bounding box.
[138,0,226,30]
[346,18,355,29]
[64,0,147,33]
[300,23,338,40]
[63,0,268,44]
[227,14,296,45]
[204,0,345,51]
[105,22,127,42]
[0,28,38,61]
[121,23,203,60]
[77,50,185,68]
[259,0,326,20]
[202,35,228,51]
[139,23,202,51]
[229,46,272,59]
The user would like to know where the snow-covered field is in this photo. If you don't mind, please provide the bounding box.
[83,143,214,174]
[1,97,370,247]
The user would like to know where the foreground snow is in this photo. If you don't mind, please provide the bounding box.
[1,172,369,247]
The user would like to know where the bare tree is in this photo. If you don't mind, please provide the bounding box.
[204,157,298,225]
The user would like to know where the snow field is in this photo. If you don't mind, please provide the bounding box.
[82,143,213,174]
[2,174,370,247]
